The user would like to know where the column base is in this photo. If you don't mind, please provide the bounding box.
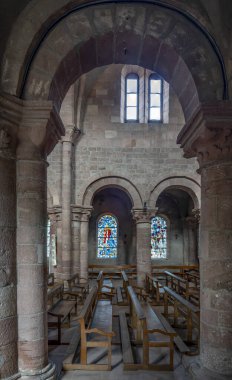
[20,362,56,380]
[183,355,231,380]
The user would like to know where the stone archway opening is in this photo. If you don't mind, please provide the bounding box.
[89,186,135,266]
[156,187,199,265]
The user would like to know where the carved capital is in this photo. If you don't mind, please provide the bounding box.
[192,208,200,223]
[48,206,62,223]
[17,100,65,160]
[0,93,23,159]
[71,205,92,222]
[61,124,81,145]
[80,207,93,222]
[0,128,14,159]
[132,207,158,223]
[177,102,232,168]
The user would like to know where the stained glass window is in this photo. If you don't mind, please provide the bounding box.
[97,214,117,258]
[151,216,167,259]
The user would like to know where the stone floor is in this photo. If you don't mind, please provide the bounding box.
[48,279,195,380]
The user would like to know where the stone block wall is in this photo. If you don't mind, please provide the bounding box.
[47,64,200,265]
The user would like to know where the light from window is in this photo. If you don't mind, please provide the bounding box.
[125,74,139,121]
[97,214,117,258]
[151,216,167,259]
[149,75,162,121]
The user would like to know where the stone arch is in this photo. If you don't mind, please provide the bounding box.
[81,176,143,208]
[1,1,227,121]
[149,176,200,209]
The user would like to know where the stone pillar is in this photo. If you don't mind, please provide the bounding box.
[61,125,80,279]
[71,206,82,275]
[132,209,156,286]
[184,215,198,264]
[16,101,64,379]
[0,95,21,380]
[177,103,232,376]
[79,208,92,282]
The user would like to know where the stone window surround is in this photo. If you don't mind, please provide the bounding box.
[121,65,169,124]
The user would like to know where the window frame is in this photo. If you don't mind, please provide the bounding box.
[125,73,139,122]
[148,73,163,123]
[96,213,118,259]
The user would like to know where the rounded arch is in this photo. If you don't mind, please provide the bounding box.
[1,1,227,122]
[149,176,200,209]
[81,176,143,208]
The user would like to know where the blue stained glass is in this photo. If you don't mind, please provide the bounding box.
[151,216,167,259]
[97,214,117,258]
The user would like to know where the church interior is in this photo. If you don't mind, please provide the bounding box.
[0,1,232,379]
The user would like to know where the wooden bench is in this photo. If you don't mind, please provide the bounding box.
[47,284,77,345]
[96,271,114,301]
[118,311,135,370]
[115,270,129,305]
[145,273,165,305]
[163,286,200,346]
[127,286,187,371]
[88,264,136,279]
[63,286,115,371]
[66,273,89,303]
[164,270,197,300]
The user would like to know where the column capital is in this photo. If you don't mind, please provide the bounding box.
[61,124,81,145]
[192,208,200,224]
[71,205,93,222]
[0,93,23,159]
[177,101,232,168]
[48,205,62,222]
[132,207,158,223]
[17,100,65,159]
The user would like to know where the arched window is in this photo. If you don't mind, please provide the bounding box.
[151,216,167,259]
[97,214,117,258]
[148,74,162,121]
[125,73,139,121]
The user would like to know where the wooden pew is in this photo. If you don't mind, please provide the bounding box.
[47,284,77,345]
[163,286,200,346]
[164,271,199,301]
[63,286,115,371]
[145,273,165,305]
[96,271,114,301]
[88,264,136,279]
[126,286,189,370]
[66,273,89,303]
[115,271,129,305]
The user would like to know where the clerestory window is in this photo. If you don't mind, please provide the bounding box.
[125,73,139,122]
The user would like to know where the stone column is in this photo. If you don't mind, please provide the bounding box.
[61,125,80,279]
[184,215,198,264]
[132,209,156,286]
[71,206,82,275]
[16,101,64,379]
[0,95,21,380]
[177,103,232,376]
[79,208,92,282]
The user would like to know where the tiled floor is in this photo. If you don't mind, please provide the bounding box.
[48,279,193,380]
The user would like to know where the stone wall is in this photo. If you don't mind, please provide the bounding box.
[47,64,200,266]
